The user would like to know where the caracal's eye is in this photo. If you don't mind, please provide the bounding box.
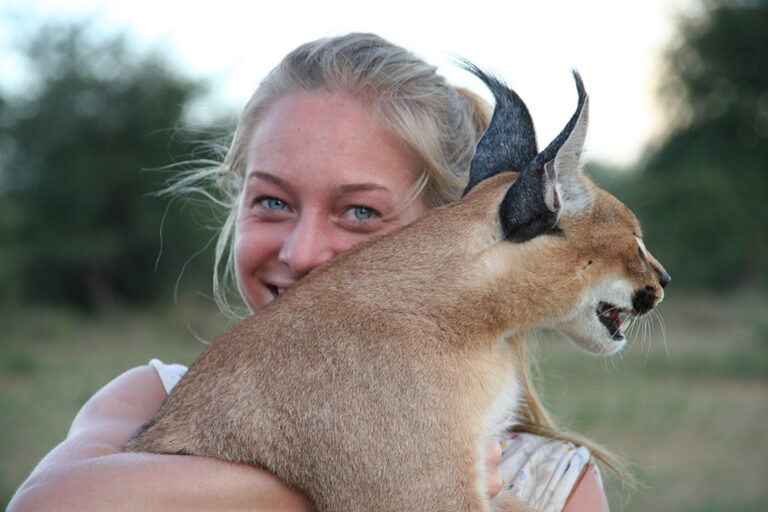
[262,197,287,211]
[635,235,648,254]
[635,235,649,270]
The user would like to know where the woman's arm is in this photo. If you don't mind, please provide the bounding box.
[563,465,610,512]
[8,366,314,512]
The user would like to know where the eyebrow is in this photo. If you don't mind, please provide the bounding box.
[247,171,289,189]
[246,171,392,195]
[336,183,390,194]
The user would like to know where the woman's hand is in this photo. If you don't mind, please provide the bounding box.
[486,440,503,499]
[8,366,314,512]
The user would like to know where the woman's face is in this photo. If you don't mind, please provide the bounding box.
[235,91,428,312]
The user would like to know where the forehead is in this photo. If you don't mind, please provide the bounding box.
[252,91,379,143]
[592,189,643,235]
[245,91,421,189]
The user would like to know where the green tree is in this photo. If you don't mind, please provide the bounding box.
[621,0,768,290]
[0,19,222,309]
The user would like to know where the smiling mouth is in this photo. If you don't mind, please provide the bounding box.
[597,302,631,341]
[266,285,286,297]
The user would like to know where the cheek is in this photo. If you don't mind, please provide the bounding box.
[624,249,647,276]
[234,223,282,276]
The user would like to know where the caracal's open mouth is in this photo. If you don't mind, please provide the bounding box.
[597,302,632,342]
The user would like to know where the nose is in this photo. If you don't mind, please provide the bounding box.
[278,215,336,277]
[647,251,671,289]
[653,261,671,289]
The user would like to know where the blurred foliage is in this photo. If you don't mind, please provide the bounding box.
[593,0,768,290]
[1,1,765,311]
[0,19,227,310]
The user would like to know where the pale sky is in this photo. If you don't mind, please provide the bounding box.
[2,0,699,166]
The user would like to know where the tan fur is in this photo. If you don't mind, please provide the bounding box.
[126,77,668,512]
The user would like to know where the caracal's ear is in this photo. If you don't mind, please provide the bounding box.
[461,60,537,195]
[498,71,594,242]
[542,70,593,220]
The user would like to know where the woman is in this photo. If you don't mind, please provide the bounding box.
[9,33,612,511]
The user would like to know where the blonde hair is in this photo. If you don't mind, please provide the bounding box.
[166,32,629,484]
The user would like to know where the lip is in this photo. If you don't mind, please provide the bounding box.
[263,280,296,299]
[597,301,632,342]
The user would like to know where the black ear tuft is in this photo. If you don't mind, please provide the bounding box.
[459,60,538,195]
[497,162,562,242]
[497,70,589,242]
[535,70,587,165]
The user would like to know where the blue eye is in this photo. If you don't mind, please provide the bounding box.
[262,197,287,211]
[350,206,375,221]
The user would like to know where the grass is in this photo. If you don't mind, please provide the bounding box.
[2,290,767,510]
[0,295,231,507]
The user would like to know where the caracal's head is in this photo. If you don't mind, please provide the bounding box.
[463,64,670,355]
[549,186,671,354]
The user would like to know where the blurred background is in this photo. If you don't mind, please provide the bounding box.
[1,0,766,510]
